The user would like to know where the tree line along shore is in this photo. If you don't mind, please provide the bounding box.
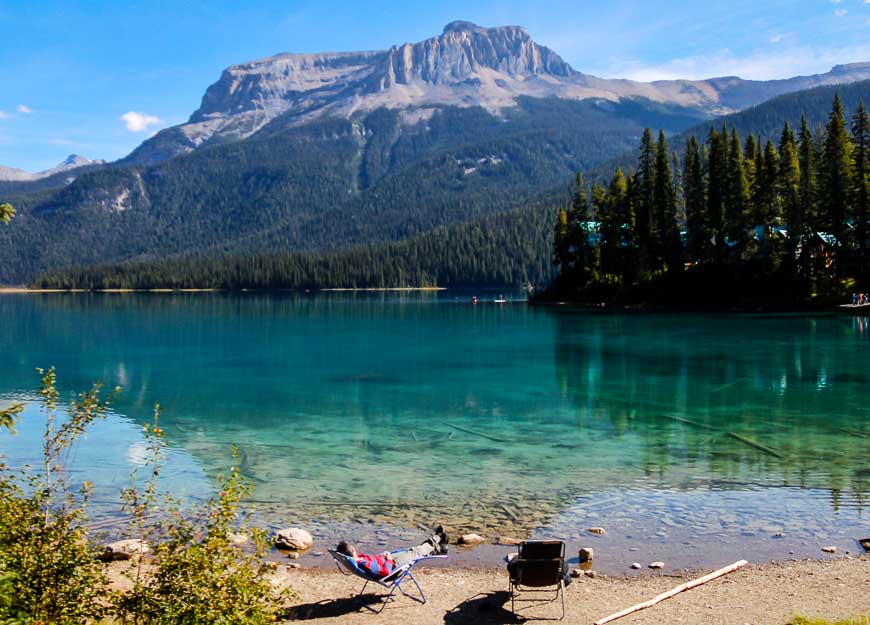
[540,94,869,309]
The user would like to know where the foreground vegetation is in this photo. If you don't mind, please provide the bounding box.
[544,94,870,307]
[0,370,289,624]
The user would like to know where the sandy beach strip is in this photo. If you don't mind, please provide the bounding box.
[268,557,868,624]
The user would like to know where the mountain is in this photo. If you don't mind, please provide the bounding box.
[125,22,870,165]
[32,78,870,292]
[0,154,105,182]
[3,23,870,286]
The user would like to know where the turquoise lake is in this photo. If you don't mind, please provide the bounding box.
[1,292,869,571]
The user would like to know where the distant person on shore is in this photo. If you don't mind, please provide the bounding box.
[853,293,859,305]
[335,526,448,578]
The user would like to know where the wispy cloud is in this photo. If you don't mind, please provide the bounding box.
[0,111,8,120]
[769,34,783,44]
[120,111,163,132]
[835,8,848,16]
[16,104,32,114]
[601,42,870,81]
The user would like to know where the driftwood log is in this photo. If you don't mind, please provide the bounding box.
[593,559,748,625]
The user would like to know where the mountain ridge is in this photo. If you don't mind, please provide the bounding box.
[0,154,105,183]
[124,22,870,165]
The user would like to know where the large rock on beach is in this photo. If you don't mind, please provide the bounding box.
[274,528,313,551]
[98,539,150,562]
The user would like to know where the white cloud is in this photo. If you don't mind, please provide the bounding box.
[769,34,783,44]
[16,104,32,114]
[602,41,870,81]
[120,111,163,132]
[835,8,848,16]
[0,111,8,120]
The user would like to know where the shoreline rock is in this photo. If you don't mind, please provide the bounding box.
[98,539,150,562]
[274,527,313,551]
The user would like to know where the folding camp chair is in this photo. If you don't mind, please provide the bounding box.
[508,540,566,620]
[329,548,447,614]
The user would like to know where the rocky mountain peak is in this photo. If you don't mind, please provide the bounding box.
[373,21,573,89]
[442,20,483,34]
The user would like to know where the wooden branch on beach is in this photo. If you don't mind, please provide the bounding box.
[727,432,783,459]
[593,560,748,625]
[445,423,509,443]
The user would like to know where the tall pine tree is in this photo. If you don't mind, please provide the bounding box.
[778,122,802,271]
[707,127,728,260]
[725,129,751,259]
[683,136,708,263]
[636,128,656,272]
[852,101,870,284]
[821,93,854,274]
[653,130,682,271]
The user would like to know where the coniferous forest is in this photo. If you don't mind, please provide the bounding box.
[542,94,870,308]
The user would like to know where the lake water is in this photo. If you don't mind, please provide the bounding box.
[1,293,869,572]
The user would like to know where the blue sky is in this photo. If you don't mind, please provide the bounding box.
[2,0,870,172]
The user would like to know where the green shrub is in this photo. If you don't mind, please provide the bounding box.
[0,371,291,625]
[0,368,112,625]
[114,409,291,625]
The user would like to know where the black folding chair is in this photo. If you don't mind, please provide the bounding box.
[508,540,566,620]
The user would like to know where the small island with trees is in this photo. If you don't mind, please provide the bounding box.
[538,94,870,310]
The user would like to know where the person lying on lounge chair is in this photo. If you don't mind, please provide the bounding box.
[335,526,448,579]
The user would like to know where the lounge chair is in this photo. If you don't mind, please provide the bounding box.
[508,540,567,620]
[328,548,447,614]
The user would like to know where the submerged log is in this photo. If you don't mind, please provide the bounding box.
[662,414,715,431]
[445,423,509,443]
[726,432,784,459]
[838,428,868,439]
[594,560,748,625]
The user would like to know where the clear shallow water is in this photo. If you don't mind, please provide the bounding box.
[1,293,868,571]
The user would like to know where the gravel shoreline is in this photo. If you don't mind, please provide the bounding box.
[273,556,869,624]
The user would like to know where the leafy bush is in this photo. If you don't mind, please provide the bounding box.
[0,368,112,625]
[114,409,291,625]
[0,371,290,625]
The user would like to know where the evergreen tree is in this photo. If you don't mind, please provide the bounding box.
[821,93,854,273]
[683,137,707,263]
[852,101,870,284]
[599,169,628,280]
[553,208,569,269]
[564,173,596,283]
[725,129,751,258]
[653,131,682,271]
[706,127,728,260]
[778,122,802,270]
[636,128,656,270]
[798,115,818,249]
[744,134,758,223]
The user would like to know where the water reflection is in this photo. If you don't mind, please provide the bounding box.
[0,294,868,564]
[551,311,870,510]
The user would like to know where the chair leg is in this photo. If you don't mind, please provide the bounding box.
[360,582,399,614]
[559,579,566,620]
[395,572,427,604]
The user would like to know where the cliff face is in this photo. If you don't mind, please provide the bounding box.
[124,21,870,165]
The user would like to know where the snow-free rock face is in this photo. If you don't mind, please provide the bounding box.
[0,154,104,182]
[124,21,870,165]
